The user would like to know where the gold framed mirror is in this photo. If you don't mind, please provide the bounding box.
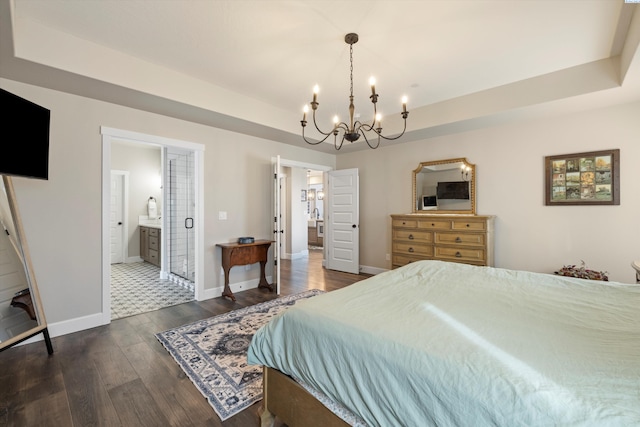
[412,158,476,215]
[0,176,52,353]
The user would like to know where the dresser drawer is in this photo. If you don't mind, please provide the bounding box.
[392,219,418,228]
[434,232,485,247]
[393,229,432,243]
[148,228,159,237]
[393,242,433,257]
[434,246,485,262]
[451,220,486,231]
[416,219,451,230]
[392,254,426,268]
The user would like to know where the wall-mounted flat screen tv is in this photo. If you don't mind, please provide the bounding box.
[436,181,469,200]
[0,88,50,180]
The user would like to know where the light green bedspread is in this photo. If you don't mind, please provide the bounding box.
[247,260,640,426]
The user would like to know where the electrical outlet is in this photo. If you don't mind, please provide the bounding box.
[218,211,227,220]
[385,253,390,261]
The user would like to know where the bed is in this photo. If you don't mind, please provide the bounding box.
[247,260,640,426]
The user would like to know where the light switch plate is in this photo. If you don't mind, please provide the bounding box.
[218,211,227,220]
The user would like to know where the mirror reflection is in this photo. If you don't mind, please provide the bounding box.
[412,158,476,214]
[0,176,51,354]
[0,178,40,344]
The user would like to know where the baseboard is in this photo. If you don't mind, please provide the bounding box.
[17,273,281,345]
[200,275,274,301]
[16,312,105,347]
[359,265,387,275]
[289,250,309,260]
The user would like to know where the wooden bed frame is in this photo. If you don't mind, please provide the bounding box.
[259,367,350,427]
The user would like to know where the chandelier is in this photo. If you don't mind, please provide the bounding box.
[301,33,409,150]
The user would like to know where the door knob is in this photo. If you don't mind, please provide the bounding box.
[118,222,122,225]
[352,224,357,228]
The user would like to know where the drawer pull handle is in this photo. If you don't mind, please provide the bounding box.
[408,247,414,253]
[431,223,435,227]
[402,221,406,225]
[455,251,462,257]
[455,237,462,243]
[408,234,414,240]
[466,224,470,227]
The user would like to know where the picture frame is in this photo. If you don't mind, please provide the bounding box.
[545,149,619,206]
[301,189,307,202]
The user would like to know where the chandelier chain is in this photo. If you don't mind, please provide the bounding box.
[349,43,354,98]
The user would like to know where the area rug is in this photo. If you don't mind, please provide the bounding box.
[155,289,325,421]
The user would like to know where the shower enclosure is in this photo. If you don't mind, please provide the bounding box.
[166,147,195,287]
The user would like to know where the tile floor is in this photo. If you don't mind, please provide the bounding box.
[110,262,194,320]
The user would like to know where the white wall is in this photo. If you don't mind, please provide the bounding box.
[0,78,335,334]
[3,75,638,341]
[337,101,640,283]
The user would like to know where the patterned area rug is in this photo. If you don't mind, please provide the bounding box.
[155,290,325,421]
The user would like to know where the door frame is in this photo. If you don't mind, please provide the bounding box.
[101,127,205,325]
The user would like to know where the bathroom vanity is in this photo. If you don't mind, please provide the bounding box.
[140,225,161,267]
[308,220,323,246]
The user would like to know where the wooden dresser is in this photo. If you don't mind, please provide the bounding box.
[391,214,494,268]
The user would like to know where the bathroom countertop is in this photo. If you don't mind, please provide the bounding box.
[139,220,162,229]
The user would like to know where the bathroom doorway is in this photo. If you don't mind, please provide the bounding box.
[101,127,205,324]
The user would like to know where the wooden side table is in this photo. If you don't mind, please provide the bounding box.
[216,240,275,301]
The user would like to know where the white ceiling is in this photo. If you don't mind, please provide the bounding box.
[1,0,639,153]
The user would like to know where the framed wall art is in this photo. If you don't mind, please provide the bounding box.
[545,149,619,206]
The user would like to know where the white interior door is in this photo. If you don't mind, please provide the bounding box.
[273,155,281,294]
[326,168,359,274]
[109,171,126,264]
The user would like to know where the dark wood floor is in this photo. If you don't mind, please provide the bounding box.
[0,250,370,426]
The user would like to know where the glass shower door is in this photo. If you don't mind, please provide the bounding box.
[167,148,195,285]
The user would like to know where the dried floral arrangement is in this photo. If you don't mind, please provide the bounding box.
[554,260,609,281]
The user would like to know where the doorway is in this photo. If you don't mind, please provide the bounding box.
[275,159,330,269]
[101,127,205,324]
[306,169,324,254]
